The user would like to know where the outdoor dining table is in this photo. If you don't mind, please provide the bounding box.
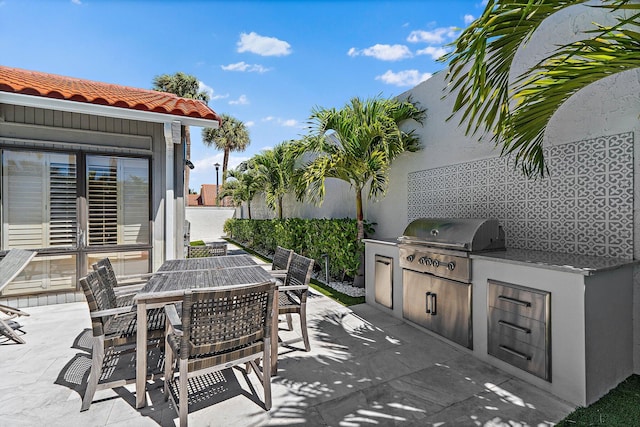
[133,255,277,409]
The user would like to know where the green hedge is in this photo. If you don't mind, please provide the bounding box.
[224,218,371,281]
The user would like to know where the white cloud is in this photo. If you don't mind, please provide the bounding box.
[198,81,228,101]
[407,27,457,44]
[237,32,292,56]
[221,61,270,73]
[464,14,475,25]
[348,44,412,61]
[245,121,255,127]
[229,94,249,105]
[71,0,82,4]
[375,70,432,87]
[416,46,449,60]
[261,116,299,127]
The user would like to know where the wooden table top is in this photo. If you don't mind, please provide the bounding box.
[135,259,274,301]
[156,254,257,272]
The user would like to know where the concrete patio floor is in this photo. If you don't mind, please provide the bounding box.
[0,286,575,426]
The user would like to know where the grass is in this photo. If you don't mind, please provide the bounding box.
[556,375,640,426]
[223,238,365,307]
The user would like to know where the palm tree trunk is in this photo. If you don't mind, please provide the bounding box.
[356,187,364,241]
[222,148,230,185]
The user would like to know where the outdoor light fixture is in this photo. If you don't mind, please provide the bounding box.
[185,159,195,169]
[214,162,220,206]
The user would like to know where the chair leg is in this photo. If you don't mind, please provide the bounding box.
[164,343,173,401]
[263,340,272,410]
[179,359,189,427]
[286,314,293,331]
[81,336,105,411]
[300,304,310,352]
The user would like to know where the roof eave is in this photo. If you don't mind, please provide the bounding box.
[0,92,220,128]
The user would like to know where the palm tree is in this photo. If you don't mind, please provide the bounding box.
[152,72,209,192]
[301,96,426,241]
[252,141,302,219]
[442,0,639,177]
[219,163,261,219]
[202,114,251,185]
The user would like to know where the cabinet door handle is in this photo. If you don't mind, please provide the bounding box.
[431,293,437,316]
[425,292,432,314]
[498,295,531,307]
[498,320,531,334]
[499,345,532,361]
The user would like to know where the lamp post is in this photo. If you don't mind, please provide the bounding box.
[214,163,220,207]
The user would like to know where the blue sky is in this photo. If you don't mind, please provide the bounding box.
[1,0,486,191]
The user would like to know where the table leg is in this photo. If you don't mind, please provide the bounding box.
[136,301,148,408]
[271,295,278,376]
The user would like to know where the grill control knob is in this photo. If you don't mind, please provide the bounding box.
[432,259,440,268]
[418,256,427,265]
[447,261,456,271]
[425,258,433,266]
[406,254,415,262]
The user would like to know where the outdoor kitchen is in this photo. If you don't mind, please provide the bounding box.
[358,7,639,408]
[365,215,635,408]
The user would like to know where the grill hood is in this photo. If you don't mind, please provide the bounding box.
[399,218,505,252]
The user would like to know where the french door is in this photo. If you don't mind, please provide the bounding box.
[1,149,151,296]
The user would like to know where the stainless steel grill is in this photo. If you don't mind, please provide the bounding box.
[398,218,505,349]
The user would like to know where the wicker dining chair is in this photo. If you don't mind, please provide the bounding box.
[164,281,275,427]
[269,246,293,280]
[92,257,151,306]
[78,268,165,411]
[186,242,227,258]
[278,253,314,352]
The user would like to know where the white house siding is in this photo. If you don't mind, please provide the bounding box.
[0,104,186,294]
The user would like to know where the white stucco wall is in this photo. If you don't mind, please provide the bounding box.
[367,3,640,239]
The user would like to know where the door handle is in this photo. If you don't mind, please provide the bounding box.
[425,292,437,315]
[425,292,432,314]
[431,293,437,316]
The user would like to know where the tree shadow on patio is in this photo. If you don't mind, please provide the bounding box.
[267,308,568,426]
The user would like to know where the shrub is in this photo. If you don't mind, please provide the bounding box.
[224,218,373,281]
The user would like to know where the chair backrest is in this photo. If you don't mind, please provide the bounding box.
[208,242,228,257]
[187,243,227,258]
[93,257,119,290]
[272,246,293,271]
[284,253,314,289]
[179,281,275,360]
[0,249,37,290]
[79,268,115,337]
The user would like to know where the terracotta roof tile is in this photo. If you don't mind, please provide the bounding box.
[187,194,200,206]
[200,184,219,206]
[0,65,221,123]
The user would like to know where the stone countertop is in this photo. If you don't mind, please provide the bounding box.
[471,248,639,276]
[362,238,399,246]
